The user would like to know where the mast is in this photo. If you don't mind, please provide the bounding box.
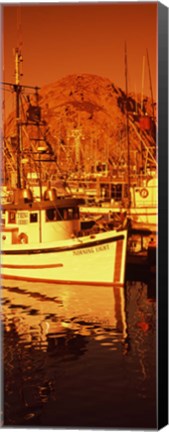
[124,42,131,209]
[141,55,145,112]
[14,48,23,188]
[146,49,155,120]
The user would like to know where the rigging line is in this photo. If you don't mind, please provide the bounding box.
[0,87,14,93]
[146,49,155,120]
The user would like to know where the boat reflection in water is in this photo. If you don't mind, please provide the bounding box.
[2,277,156,428]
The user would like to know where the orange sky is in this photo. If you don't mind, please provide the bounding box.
[2,2,157,100]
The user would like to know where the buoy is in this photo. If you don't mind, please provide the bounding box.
[140,188,149,198]
[18,232,28,244]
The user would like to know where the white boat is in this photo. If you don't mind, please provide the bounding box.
[79,175,157,231]
[0,188,127,286]
[0,49,127,287]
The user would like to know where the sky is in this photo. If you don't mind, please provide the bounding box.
[2,2,157,104]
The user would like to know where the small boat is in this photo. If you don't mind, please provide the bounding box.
[0,49,127,287]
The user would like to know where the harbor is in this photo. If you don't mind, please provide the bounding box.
[1,49,157,282]
[1,2,158,429]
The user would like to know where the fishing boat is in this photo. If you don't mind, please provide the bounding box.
[0,187,127,286]
[79,174,157,230]
[0,49,127,287]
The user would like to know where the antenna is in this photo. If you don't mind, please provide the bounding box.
[17,7,23,52]
[15,48,23,85]
[16,6,23,83]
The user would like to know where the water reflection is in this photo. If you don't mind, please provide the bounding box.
[1,277,156,428]
[125,280,156,394]
[2,282,127,352]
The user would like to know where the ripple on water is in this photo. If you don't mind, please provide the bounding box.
[2,279,156,428]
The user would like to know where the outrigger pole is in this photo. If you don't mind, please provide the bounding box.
[124,42,131,209]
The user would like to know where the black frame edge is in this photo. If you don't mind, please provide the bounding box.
[158,1,168,429]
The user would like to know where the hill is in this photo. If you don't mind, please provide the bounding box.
[4,73,156,183]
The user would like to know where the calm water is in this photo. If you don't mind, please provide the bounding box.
[1,272,156,429]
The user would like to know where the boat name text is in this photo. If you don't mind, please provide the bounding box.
[73,244,110,256]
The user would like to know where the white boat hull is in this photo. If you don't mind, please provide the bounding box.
[1,230,127,286]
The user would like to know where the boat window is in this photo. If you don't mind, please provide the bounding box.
[57,207,79,221]
[46,208,57,222]
[56,208,66,220]
[67,209,73,219]
[63,209,68,220]
[56,208,63,220]
[74,207,79,219]
[30,213,38,223]
[111,184,122,201]
[124,184,129,198]
[100,184,110,200]
[8,211,16,224]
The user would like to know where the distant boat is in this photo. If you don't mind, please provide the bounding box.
[78,174,157,231]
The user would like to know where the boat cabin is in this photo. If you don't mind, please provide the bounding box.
[99,181,129,203]
[0,186,81,245]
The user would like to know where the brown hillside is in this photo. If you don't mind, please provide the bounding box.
[4,73,156,182]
